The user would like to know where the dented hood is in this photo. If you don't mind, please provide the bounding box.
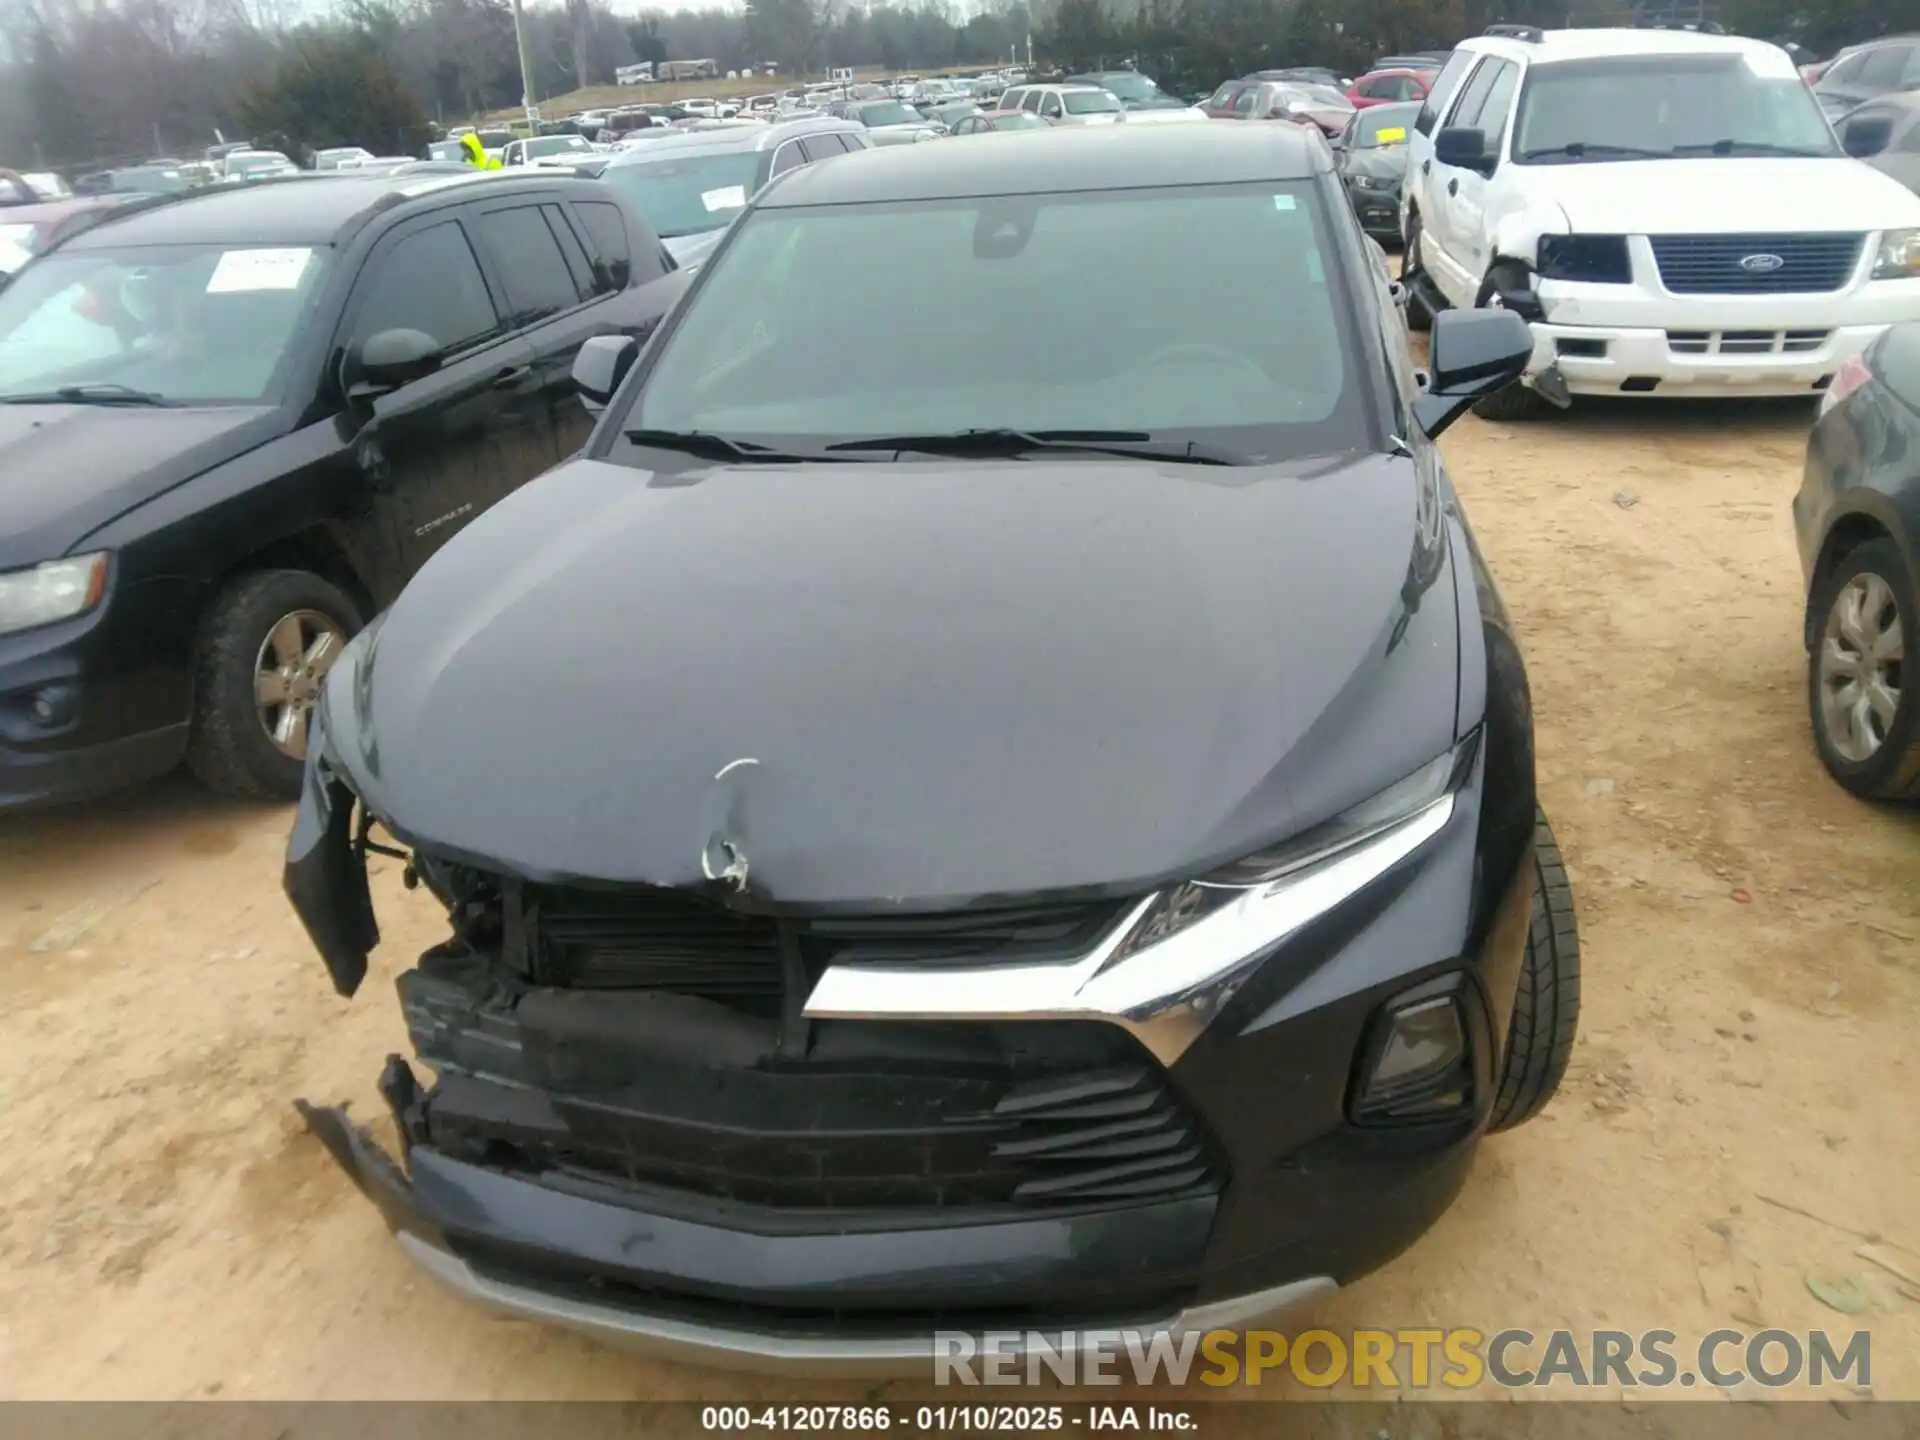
[324,453,1460,907]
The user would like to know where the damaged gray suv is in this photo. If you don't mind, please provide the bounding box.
[287,124,1579,1372]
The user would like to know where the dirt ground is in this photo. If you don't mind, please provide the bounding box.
[2,397,1917,1406]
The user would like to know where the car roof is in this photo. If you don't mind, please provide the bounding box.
[761,123,1325,207]
[3,196,131,223]
[1361,66,1434,77]
[1462,26,1787,66]
[606,116,861,164]
[61,170,573,249]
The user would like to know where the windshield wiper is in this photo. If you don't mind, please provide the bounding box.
[1667,139,1832,157]
[0,382,176,407]
[824,428,1245,466]
[1517,142,1670,161]
[622,427,828,463]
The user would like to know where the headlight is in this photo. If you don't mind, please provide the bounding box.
[1872,227,1920,279]
[0,553,109,637]
[1535,234,1631,284]
[1352,174,1393,192]
[1112,736,1474,961]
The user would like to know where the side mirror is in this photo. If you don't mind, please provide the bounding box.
[1843,116,1894,157]
[1413,308,1537,438]
[1434,125,1492,173]
[348,328,442,399]
[572,333,638,411]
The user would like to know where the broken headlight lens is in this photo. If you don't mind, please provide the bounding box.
[1120,733,1477,957]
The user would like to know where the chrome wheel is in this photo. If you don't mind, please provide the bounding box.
[1818,572,1904,764]
[253,609,345,760]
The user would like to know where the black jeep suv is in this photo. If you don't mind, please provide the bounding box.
[0,170,685,809]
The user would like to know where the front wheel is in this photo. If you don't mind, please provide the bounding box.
[188,569,365,801]
[1488,809,1581,1132]
[1469,265,1553,421]
[1807,537,1919,800]
[1402,214,1434,333]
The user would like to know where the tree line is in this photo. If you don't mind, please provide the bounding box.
[3,0,1917,172]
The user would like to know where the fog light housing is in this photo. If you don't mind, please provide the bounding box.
[1351,974,1484,1126]
[28,683,79,729]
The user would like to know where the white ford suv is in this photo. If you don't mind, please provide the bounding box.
[1400,25,1920,418]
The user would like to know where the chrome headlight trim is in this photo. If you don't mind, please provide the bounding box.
[804,770,1460,1065]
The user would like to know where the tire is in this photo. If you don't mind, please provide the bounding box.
[1468,264,1552,421]
[187,569,364,802]
[1402,213,1434,332]
[1806,537,1920,800]
[1488,808,1581,1132]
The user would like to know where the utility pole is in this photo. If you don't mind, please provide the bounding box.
[508,0,539,127]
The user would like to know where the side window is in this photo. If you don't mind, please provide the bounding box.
[1471,60,1520,156]
[1858,45,1910,88]
[1415,49,1476,135]
[571,199,634,292]
[769,140,804,177]
[1445,57,1500,132]
[468,205,584,326]
[1231,86,1258,116]
[1206,82,1237,107]
[1022,90,1044,113]
[1899,115,1920,151]
[541,201,596,297]
[1360,76,1392,99]
[844,130,872,149]
[1041,93,1064,118]
[800,134,847,160]
[1900,49,1920,87]
[1396,77,1421,101]
[349,220,498,355]
[1824,52,1866,87]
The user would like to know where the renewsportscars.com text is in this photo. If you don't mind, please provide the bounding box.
[933,1327,1871,1390]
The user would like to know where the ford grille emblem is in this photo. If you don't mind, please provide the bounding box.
[1739,252,1786,274]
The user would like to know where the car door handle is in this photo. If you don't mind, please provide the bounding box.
[491,365,533,390]
[1421,159,1431,174]
[1447,178,1460,196]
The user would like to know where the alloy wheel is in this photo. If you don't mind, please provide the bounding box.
[253,609,346,761]
[1818,572,1904,763]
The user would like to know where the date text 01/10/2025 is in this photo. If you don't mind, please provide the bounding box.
[698,1405,1197,1431]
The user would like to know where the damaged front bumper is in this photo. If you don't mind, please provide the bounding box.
[287,690,1535,1375]
[299,1098,1331,1374]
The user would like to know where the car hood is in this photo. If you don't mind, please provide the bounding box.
[0,402,280,570]
[1521,157,1920,233]
[1346,145,1408,180]
[327,454,1461,906]
[662,228,727,270]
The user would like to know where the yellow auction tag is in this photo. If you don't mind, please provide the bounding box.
[1376,126,1406,143]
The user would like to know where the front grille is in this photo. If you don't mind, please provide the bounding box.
[526,884,1128,1010]
[1666,328,1830,356]
[426,1058,1221,1211]
[1648,233,1862,294]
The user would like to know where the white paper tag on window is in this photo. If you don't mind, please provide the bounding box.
[1272,194,1297,211]
[701,185,748,212]
[206,247,313,293]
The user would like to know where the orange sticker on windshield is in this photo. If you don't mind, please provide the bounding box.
[1376,126,1406,143]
